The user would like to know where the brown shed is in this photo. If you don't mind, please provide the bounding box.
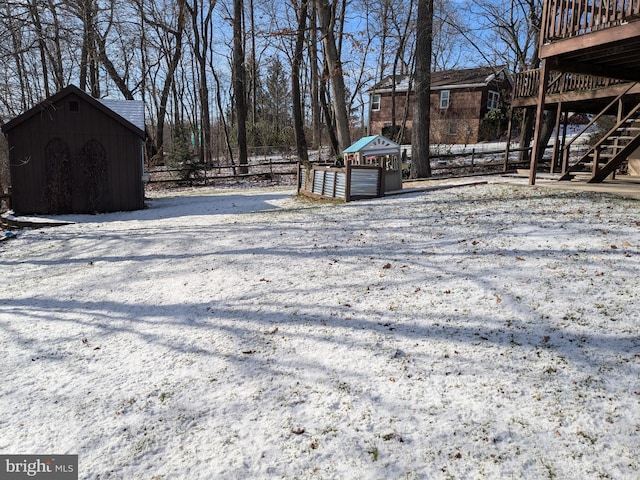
[1,85,146,215]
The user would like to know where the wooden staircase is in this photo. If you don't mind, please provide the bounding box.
[560,102,640,183]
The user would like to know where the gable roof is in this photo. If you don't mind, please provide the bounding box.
[1,85,145,137]
[369,66,513,94]
[98,98,145,132]
[343,135,400,155]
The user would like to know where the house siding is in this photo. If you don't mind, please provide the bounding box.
[369,74,511,144]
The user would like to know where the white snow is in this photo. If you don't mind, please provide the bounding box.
[1,179,639,479]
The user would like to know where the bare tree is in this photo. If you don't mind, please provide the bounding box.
[186,0,217,164]
[291,0,309,164]
[138,0,188,162]
[232,0,249,173]
[315,0,351,153]
[410,0,433,179]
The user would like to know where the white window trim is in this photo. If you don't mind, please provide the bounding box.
[371,94,381,111]
[488,90,500,110]
[440,90,450,109]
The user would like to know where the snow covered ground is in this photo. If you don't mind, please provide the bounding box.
[1,178,639,479]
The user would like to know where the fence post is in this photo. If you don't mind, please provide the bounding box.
[345,160,352,202]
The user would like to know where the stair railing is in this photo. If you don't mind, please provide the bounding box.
[560,99,640,180]
[561,82,638,174]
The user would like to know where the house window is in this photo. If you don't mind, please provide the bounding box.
[371,94,381,111]
[488,91,500,110]
[440,90,450,109]
[448,121,457,135]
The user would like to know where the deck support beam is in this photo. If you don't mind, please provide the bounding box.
[529,60,550,185]
[503,107,515,172]
[551,101,563,173]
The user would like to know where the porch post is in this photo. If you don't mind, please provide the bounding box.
[529,59,550,186]
[551,101,563,173]
[503,108,515,172]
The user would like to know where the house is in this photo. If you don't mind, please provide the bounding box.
[521,0,640,185]
[1,85,146,215]
[368,66,513,145]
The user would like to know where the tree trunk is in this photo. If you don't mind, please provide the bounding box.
[187,0,216,165]
[309,4,322,150]
[154,0,187,162]
[315,0,351,153]
[410,0,433,179]
[233,0,249,174]
[292,0,309,165]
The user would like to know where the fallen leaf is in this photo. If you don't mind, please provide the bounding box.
[542,336,551,343]
[291,427,305,435]
[242,350,255,354]
[495,295,502,304]
[516,256,525,261]
[444,289,451,294]
[260,277,271,282]
[623,241,631,247]
[611,244,618,249]
[382,263,392,269]
[389,377,396,382]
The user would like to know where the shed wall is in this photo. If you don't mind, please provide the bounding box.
[7,92,144,214]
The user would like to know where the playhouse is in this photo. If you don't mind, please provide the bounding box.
[299,135,403,201]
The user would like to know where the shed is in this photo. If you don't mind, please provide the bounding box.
[343,135,402,192]
[1,85,146,215]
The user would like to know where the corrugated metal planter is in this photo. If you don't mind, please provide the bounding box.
[297,135,403,202]
[298,162,382,202]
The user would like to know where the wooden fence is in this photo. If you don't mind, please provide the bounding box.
[146,158,298,187]
[145,145,536,189]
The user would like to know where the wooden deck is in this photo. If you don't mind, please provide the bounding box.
[511,69,640,108]
[540,0,640,80]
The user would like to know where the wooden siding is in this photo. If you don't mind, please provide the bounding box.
[6,92,144,214]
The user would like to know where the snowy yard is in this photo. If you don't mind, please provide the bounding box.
[1,179,639,479]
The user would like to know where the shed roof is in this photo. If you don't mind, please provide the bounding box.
[369,66,512,94]
[1,85,145,137]
[343,135,400,155]
[98,98,145,132]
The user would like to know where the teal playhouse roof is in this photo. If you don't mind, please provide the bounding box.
[343,135,400,155]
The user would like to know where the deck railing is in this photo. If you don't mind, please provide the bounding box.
[513,68,626,98]
[542,0,640,42]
